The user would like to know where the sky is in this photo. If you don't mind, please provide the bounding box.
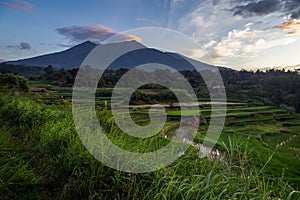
[1,0,300,70]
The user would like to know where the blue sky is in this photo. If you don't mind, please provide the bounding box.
[1,0,300,70]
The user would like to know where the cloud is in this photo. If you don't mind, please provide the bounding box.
[19,42,30,50]
[1,0,34,12]
[276,20,300,35]
[57,25,114,41]
[288,29,300,35]
[108,34,142,43]
[279,21,300,29]
[230,0,300,19]
[282,0,300,19]
[136,17,147,21]
[40,42,74,48]
[174,0,300,68]
[56,43,74,48]
[172,0,184,4]
[56,25,142,43]
[201,26,296,66]
[0,58,5,62]
[7,42,31,50]
[231,0,281,18]
[135,17,154,23]
[178,0,240,41]
[203,40,217,49]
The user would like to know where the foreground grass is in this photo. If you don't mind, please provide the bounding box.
[0,94,299,199]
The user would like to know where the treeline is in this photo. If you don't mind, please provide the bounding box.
[0,63,45,76]
[1,63,300,112]
[219,69,300,112]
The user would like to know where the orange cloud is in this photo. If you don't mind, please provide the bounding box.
[279,21,300,29]
[117,34,142,43]
[288,29,300,35]
[278,21,300,35]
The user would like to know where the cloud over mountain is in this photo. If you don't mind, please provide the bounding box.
[56,24,142,43]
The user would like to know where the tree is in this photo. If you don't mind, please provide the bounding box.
[44,65,54,74]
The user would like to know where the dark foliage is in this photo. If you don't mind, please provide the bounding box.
[0,73,30,92]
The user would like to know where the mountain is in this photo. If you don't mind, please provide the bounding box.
[4,40,225,71]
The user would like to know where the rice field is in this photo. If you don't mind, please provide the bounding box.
[1,81,299,199]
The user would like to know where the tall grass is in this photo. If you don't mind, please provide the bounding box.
[0,94,299,199]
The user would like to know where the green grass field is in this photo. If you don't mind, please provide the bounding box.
[1,82,300,199]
